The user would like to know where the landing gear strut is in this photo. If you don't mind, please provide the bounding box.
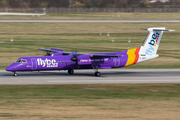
[13,72,17,76]
[68,69,74,74]
[92,66,101,77]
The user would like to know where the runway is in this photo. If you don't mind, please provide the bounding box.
[1,19,180,22]
[0,69,180,85]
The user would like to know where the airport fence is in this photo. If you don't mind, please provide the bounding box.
[0,7,180,13]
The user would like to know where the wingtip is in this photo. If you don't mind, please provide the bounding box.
[141,28,147,30]
[38,48,44,49]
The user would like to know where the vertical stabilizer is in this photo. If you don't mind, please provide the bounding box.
[139,27,174,55]
[124,27,174,66]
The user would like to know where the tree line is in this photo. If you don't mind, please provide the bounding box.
[0,0,179,8]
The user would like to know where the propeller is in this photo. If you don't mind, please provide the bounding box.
[45,51,51,56]
[71,49,78,64]
[41,47,51,56]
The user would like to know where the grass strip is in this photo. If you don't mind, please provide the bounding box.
[0,84,179,100]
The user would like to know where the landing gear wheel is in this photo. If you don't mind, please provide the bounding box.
[68,69,74,74]
[13,73,17,76]
[95,72,101,77]
[92,66,101,77]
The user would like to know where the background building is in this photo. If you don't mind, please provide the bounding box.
[149,0,170,3]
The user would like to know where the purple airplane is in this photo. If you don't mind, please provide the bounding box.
[6,27,174,77]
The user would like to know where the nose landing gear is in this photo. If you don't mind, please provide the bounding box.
[13,72,17,76]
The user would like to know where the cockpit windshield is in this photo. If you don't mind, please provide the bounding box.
[15,59,27,63]
[15,60,21,63]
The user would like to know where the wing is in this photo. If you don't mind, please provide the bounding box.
[38,48,85,55]
[38,48,61,53]
[38,48,123,57]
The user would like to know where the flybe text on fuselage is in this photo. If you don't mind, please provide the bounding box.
[37,58,58,67]
[145,33,160,55]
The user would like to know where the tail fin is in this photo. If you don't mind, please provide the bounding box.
[139,27,174,56]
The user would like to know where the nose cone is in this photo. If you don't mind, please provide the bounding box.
[6,64,16,71]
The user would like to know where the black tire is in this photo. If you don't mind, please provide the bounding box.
[95,72,101,77]
[94,72,97,76]
[68,69,74,74]
[13,73,17,76]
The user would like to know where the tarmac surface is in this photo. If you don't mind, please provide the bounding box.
[0,69,180,85]
[1,19,180,22]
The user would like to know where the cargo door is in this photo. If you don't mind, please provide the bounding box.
[114,57,120,67]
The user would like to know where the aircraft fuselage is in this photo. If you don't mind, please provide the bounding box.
[6,52,129,72]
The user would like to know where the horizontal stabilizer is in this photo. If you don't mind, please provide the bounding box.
[141,28,175,31]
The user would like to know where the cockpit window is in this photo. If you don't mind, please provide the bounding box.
[15,60,21,63]
[21,60,27,63]
[15,59,27,63]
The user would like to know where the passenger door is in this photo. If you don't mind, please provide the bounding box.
[31,58,37,70]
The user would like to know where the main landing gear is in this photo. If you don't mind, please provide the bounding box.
[13,72,17,76]
[95,72,101,77]
[68,69,74,74]
[92,66,101,77]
